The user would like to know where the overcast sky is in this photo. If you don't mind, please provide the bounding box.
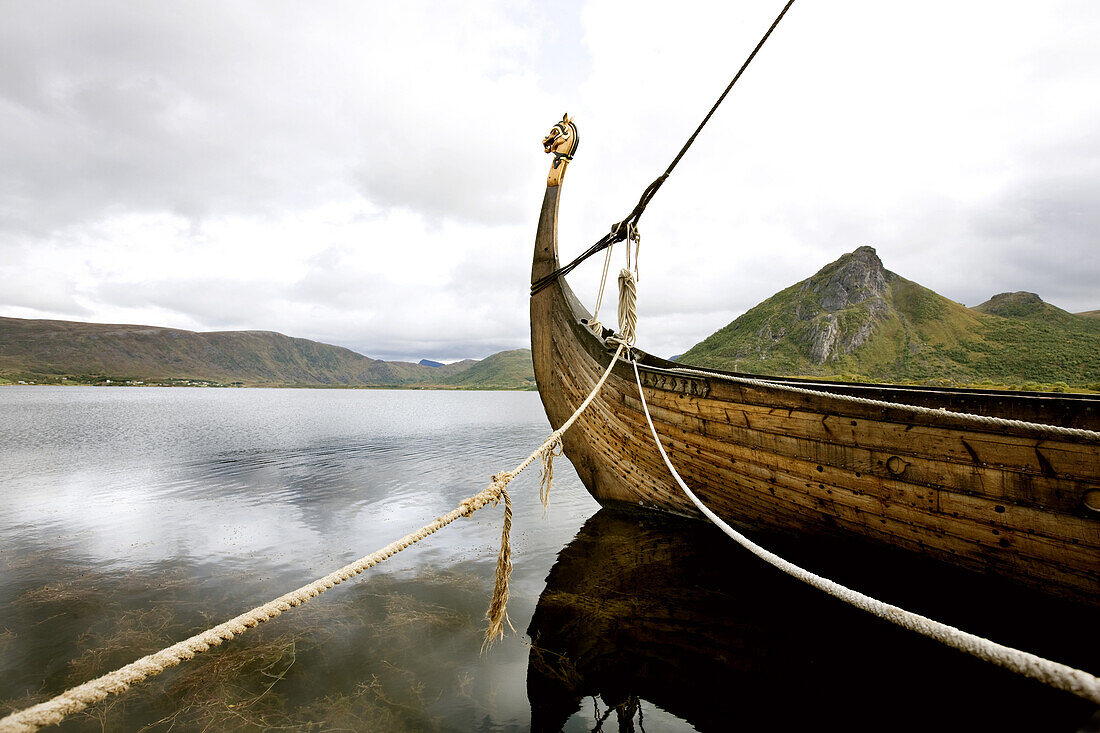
[2,1,1097,361]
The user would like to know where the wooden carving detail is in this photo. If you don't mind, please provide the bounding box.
[543,113,579,187]
[638,369,710,398]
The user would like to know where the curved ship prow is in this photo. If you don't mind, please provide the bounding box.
[529,116,1100,607]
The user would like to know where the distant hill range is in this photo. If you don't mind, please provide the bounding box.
[0,317,535,390]
[680,246,1100,391]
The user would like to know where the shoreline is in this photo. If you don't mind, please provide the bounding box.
[0,381,538,391]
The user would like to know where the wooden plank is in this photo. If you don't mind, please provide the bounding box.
[629,392,1093,514]
[642,431,1100,599]
[643,385,1099,484]
[640,420,1100,572]
[702,377,1100,446]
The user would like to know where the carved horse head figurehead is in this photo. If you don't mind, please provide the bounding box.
[543,113,579,187]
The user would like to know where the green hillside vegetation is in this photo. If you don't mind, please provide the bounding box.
[680,247,1100,392]
[1076,310,1100,319]
[0,317,534,390]
[439,349,536,390]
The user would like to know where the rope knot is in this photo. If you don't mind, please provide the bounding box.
[539,438,564,511]
[488,472,514,507]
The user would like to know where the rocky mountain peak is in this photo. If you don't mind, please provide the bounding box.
[795,246,891,363]
[801,245,889,310]
[850,244,884,266]
[680,247,1100,389]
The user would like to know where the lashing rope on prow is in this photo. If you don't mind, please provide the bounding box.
[617,268,638,345]
[586,220,640,341]
[0,346,627,733]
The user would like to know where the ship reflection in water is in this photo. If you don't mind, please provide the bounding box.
[527,510,1098,732]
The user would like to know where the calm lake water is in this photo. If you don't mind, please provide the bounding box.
[0,387,1096,732]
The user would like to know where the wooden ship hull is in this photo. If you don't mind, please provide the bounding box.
[527,510,1099,732]
[531,174,1100,607]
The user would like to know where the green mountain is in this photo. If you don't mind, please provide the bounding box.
[0,316,534,389]
[438,349,536,390]
[679,246,1100,391]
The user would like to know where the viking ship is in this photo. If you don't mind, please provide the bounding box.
[530,115,1100,608]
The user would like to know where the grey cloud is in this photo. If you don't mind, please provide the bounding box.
[94,278,286,330]
[352,125,543,228]
[287,249,406,312]
[3,1,1098,365]
[899,163,1100,313]
[91,250,532,361]
[0,1,547,242]
[966,173,1100,311]
[0,279,92,317]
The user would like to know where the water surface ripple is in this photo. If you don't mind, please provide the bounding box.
[0,387,1095,731]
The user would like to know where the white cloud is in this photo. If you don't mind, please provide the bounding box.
[1,0,1098,361]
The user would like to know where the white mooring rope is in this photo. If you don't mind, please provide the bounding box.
[631,358,1100,705]
[585,244,616,336]
[0,346,626,733]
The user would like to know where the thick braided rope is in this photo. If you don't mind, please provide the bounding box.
[0,345,626,733]
[632,359,1100,705]
[670,366,1100,441]
[617,269,638,345]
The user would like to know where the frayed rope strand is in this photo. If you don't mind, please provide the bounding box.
[539,438,563,512]
[482,481,515,650]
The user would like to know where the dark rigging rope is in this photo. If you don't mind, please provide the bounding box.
[531,0,797,296]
